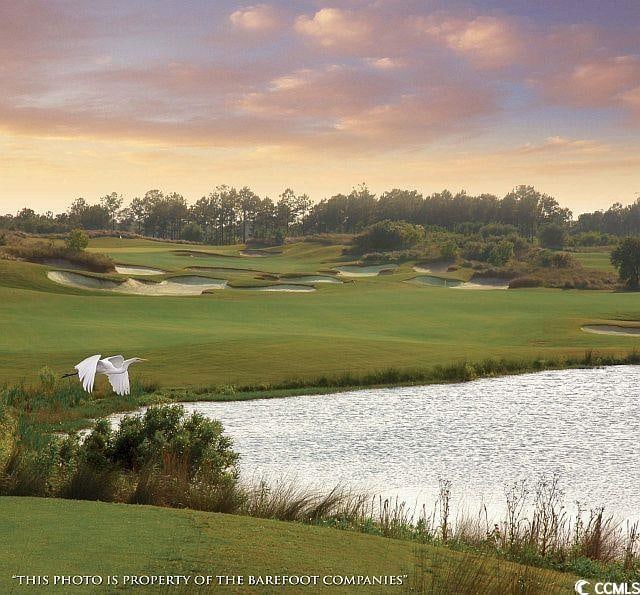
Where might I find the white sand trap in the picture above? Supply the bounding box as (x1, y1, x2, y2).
(247, 284, 315, 292)
(115, 265, 165, 276)
(333, 264, 398, 277)
(48, 271, 227, 296)
(410, 275, 463, 288)
(582, 324, 640, 337)
(413, 261, 453, 275)
(453, 278, 510, 290)
(239, 249, 279, 257)
(284, 275, 342, 284)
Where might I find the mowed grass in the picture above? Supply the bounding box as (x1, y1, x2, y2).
(572, 250, 616, 272)
(0, 239, 638, 387)
(0, 497, 576, 594)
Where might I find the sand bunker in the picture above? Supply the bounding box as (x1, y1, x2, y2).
(333, 264, 397, 277)
(237, 284, 315, 292)
(115, 265, 164, 276)
(187, 266, 259, 275)
(409, 275, 508, 290)
(453, 277, 509, 290)
(582, 324, 640, 337)
(239, 249, 281, 257)
(413, 261, 453, 275)
(48, 271, 227, 296)
(283, 275, 342, 284)
(410, 275, 463, 288)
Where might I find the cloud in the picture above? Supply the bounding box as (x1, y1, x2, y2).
(514, 136, 610, 156)
(365, 57, 404, 70)
(239, 65, 395, 119)
(417, 14, 525, 69)
(333, 85, 497, 147)
(229, 4, 283, 32)
(295, 8, 375, 49)
(621, 86, 640, 117)
(535, 55, 640, 109)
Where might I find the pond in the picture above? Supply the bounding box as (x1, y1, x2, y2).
(110, 366, 640, 520)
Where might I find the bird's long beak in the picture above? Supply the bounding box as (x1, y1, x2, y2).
(139, 358, 148, 362)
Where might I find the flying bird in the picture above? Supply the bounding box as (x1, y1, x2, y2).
(62, 354, 147, 396)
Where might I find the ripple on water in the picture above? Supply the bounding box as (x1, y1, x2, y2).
(108, 366, 640, 520)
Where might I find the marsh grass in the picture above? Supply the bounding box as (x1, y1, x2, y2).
(402, 547, 571, 595)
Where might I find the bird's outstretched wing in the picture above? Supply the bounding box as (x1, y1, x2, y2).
(104, 355, 124, 368)
(75, 354, 101, 393)
(107, 372, 130, 396)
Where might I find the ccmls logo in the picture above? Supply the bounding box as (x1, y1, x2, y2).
(576, 581, 640, 595)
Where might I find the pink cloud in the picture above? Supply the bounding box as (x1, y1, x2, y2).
(239, 65, 394, 118)
(295, 8, 375, 50)
(536, 55, 640, 108)
(334, 85, 497, 146)
(229, 4, 284, 32)
(417, 14, 526, 69)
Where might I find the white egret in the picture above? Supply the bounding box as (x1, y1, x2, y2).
(62, 354, 147, 396)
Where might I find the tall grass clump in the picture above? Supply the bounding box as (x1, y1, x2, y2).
(401, 548, 571, 595)
(2, 239, 114, 272)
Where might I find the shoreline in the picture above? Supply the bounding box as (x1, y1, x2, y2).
(41, 349, 640, 433)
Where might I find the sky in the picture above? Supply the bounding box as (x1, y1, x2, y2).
(1, 0, 639, 214)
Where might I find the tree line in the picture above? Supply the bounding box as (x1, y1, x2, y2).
(2, 184, 638, 244)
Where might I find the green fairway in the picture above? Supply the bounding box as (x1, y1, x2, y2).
(1, 238, 638, 387)
(572, 250, 615, 272)
(0, 497, 576, 594)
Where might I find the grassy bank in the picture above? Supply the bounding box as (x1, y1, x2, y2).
(0, 497, 577, 594)
(4, 350, 640, 434)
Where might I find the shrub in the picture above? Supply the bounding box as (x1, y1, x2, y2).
(535, 250, 575, 269)
(3, 240, 114, 273)
(479, 223, 518, 238)
(353, 220, 425, 252)
(538, 223, 566, 249)
(488, 240, 514, 266)
(611, 237, 640, 289)
(107, 405, 238, 481)
(439, 240, 459, 260)
(509, 276, 543, 288)
(181, 222, 204, 242)
(65, 229, 89, 252)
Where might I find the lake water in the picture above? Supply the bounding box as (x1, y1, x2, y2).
(113, 366, 640, 521)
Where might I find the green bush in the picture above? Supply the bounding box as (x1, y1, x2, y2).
(65, 229, 89, 252)
(488, 240, 514, 266)
(181, 222, 204, 242)
(509, 276, 543, 288)
(353, 220, 425, 252)
(538, 223, 566, 249)
(535, 250, 575, 268)
(611, 237, 640, 289)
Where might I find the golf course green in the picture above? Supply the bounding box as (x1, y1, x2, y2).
(0, 237, 637, 388)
